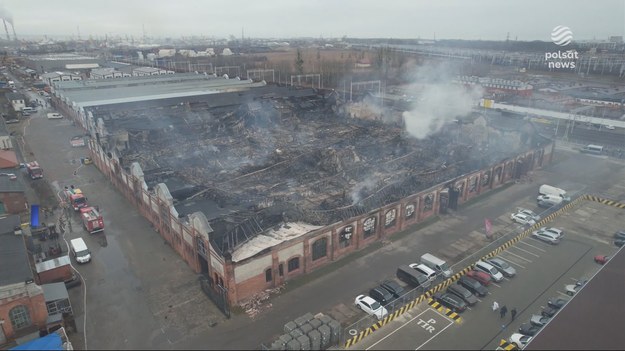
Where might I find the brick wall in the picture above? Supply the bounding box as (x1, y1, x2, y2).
(0, 290, 47, 341)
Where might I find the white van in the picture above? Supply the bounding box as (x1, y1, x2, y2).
(580, 144, 604, 155)
(47, 113, 63, 119)
(420, 253, 453, 278)
(22, 107, 36, 113)
(539, 184, 570, 201)
(70, 238, 91, 263)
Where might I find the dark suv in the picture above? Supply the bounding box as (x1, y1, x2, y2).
(446, 284, 478, 306)
(369, 286, 394, 306)
(432, 292, 467, 313)
(457, 276, 488, 297)
(381, 280, 405, 299)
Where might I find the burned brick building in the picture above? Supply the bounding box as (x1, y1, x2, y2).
(51, 73, 553, 305)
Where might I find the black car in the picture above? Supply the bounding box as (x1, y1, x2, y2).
(432, 292, 467, 313)
(541, 306, 557, 318)
(446, 284, 478, 306)
(457, 276, 488, 297)
(615, 238, 625, 247)
(369, 286, 394, 306)
(381, 280, 405, 299)
(614, 230, 625, 240)
(518, 323, 541, 336)
(547, 297, 569, 310)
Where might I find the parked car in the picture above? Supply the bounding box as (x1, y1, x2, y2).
(432, 292, 467, 313)
(594, 255, 609, 265)
(534, 227, 564, 239)
(515, 208, 541, 221)
(446, 284, 478, 306)
(530, 314, 550, 327)
(466, 270, 492, 286)
(531, 230, 560, 244)
(381, 280, 405, 299)
(547, 297, 569, 309)
(565, 279, 587, 296)
(541, 306, 557, 318)
(509, 333, 533, 348)
(369, 286, 394, 306)
(355, 295, 389, 320)
(518, 323, 541, 336)
(614, 230, 625, 240)
(615, 238, 625, 247)
(486, 258, 516, 278)
(474, 260, 504, 282)
(409, 263, 437, 282)
(511, 212, 536, 226)
(457, 276, 488, 297)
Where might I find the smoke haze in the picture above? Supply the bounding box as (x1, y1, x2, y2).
(401, 63, 483, 139)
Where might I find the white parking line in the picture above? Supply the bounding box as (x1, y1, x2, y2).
(497, 255, 526, 269)
(491, 282, 501, 288)
(366, 309, 450, 350)
(415, 321, 455, 350)
(517, 240, 547, 252)
(510, 245, 540, 257)
(557, 291, 570, 297)
(502, 250, 533, 263)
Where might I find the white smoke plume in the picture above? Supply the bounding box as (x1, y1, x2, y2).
(0, 4, 13, 25)
(401, 63, 483, 139)
(350, 174, 378, 205)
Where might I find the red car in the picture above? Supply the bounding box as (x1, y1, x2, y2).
(466, 270, 492, 286)
(594, 255, 609, 265)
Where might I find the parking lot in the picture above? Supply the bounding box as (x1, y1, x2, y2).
(355, 193, 623, 350)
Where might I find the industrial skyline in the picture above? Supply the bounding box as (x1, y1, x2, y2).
(2, 0, 624, 41)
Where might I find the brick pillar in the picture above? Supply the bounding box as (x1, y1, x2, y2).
(303, 238, 310, 273)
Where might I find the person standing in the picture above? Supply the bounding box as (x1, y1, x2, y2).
(500, 305, 508, 319)
(492, 301, 499, 312)
(511, 307, 517, 321)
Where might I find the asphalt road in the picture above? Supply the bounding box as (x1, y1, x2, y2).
(9, 68, 625, 350)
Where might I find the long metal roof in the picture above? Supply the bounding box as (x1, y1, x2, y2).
(56, 75, 266, 107)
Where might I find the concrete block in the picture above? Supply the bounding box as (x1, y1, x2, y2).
(284, 321, 298, 334)
(300, 323, 313, 335)
(307, 329, 321, 350)
(294, 315, 308, 327)
(279, 334, 292, 345)
(318, 325, 331, 350)
(297, 335, 311, 351)
(289, 328, 304, 340)
(286, 339, 300, 351)
(301, 312, 314, 322)
(318, 315, 332, 325)
(309, 318, 323, 330)
(327, 320, 341, 345)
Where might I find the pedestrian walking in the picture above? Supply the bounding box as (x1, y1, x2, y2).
(492, 301, 499, 312)
(510, 308, 517, 321)
(500, 305, 508, 319)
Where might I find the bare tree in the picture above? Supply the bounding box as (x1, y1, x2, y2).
(295, 48, 304, 75)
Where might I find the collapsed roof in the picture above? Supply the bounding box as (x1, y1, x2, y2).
(87, 84, 547, 256)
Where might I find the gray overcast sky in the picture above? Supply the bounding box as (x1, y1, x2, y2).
(1, 0, 624, 41)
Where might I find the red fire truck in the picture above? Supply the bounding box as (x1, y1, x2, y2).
(80, 206, 104, 234)
(63, 186, 87, 211)
(26, 161, 44, 179)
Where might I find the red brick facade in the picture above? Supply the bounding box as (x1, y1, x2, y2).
(0, 284, 48, 342)
(79, 95, 554, 305)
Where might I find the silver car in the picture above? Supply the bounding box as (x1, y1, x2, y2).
(531, 230, 560, 244)
(487, 257, 516, 278)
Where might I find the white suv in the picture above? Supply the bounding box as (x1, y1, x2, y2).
(474, 260, 504, 282)
(511, 212, 536, 226)
(409, 263, 437, 282)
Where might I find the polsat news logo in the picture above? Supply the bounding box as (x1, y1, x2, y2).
(545, 25, 578, 69)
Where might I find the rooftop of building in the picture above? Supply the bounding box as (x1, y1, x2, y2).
(0, 215, 33, 286)
(0, 174, 25, 192)
(83, 82, 547, 257)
